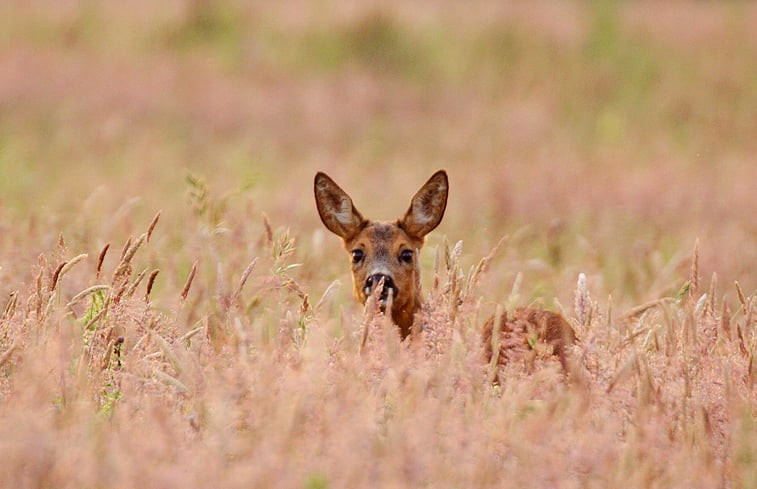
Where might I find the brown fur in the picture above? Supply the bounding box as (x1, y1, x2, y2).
(314, 170, 576, 370)
(482, 308, 576, 381)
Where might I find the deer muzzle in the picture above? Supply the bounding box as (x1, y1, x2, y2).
(364, 274, 398, 308)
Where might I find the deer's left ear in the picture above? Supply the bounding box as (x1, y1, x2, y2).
(400, 170, 448, 239)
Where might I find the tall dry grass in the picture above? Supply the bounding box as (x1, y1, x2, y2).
(0, 1, 755, 487)
(0, 213, 755, 488)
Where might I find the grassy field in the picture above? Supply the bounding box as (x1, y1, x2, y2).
(0, 1, 755, 487)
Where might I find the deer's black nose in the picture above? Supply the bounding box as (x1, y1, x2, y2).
(364, 274, 398, 301)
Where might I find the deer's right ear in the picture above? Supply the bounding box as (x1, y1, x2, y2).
(314, 172, 365, 239)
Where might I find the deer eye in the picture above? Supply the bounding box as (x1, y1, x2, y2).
(351, 249, 364, 264)
(399, 249, 413, 264)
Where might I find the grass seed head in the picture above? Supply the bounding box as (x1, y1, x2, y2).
(147, 210, 161, 242)
(689, 239, 700, 300)
(96, 242, 110, 280)
(181, 261, 199, 301)
(146, 269, 160, 301)
(574, 273, 590, 328)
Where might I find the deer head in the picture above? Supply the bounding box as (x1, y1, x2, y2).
(314, 170, 448, 338)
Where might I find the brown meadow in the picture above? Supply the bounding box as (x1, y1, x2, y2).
(0, 1, 756, 488)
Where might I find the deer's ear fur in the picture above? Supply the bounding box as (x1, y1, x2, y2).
(314, 172, 365, 239)
(400, 170, 448, 239)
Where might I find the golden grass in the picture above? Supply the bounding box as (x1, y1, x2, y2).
(0, 227, 754, 487)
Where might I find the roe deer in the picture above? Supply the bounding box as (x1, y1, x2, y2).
(314, 170, 575, 369)
(314, 170, 448, 338)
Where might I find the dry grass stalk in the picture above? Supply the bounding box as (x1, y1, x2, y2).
(683, 306, 699, 346)
(1, 291, 18, 324)
(637, 353, 656, 405)
(83, 300, 109, 331)
(689, 238, 700, 300)
(262, 212, 274, 247)
(40, 293, 59, 324)
(746, 352, 755, 390)
(736, 325, 748, 357)
(179, 325, 204, 344)
(300, 294, 311, 317)
(100, 337, 115, 371)
(720, 297, 732, 340)
(506, 272, 523, 311)
(359, 292, 382, 355)
(552, 297, 569, 320)
(130, 333, 149, 355)
(145, 269, 160, 301)
(694, 293, 708, 317)
(446, 240, 463, 272)
(152, 369, 189, 394)
(622, 298, 673, 320)
(52, 254, 89, 292)
(124, 268, 148, 298)
(607, 352, 638, 393)
(151, 330, 184, 376)
(96, 242, 110, 280)
(59, 254, 88, 280)
(605, 294, 615, 335)
(119, 236, 132, 261)
(432, 243, 441, 291)
(33, 259, 44, 317)
(574, 272, 590, 327)
(661, 302, 677, 356)
(146, 210, 161, 242)
(51, 261, 66, 292)
(113, 233, 147, 283)
(734, 281, 747, 311)
(486, 304, 503, 384)
(65, 285, 110, 310)
(619, 327, 650, 350)
(444, 240, 464, 322)
(380, 290, 399, 361)
(231, 258, 257, 304)
(746, 298, 755, 332)
(111, 281, 129, 305)
(314, 279, 341, 314)
(181, 260, 199, 301)
(706, 272, 717, 318)
(465, 235, 508, 299)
